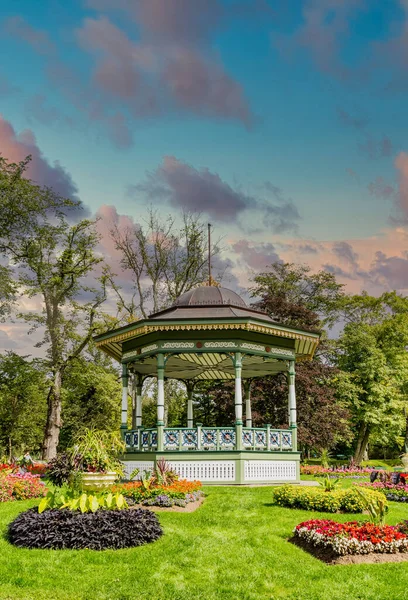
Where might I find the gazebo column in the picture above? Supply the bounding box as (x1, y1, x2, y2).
(186, 381, 195, 428)
(287, 360, 297, 451)
(120, 363, 128, 439)
(244, 379, 252, 428)
(234, 352, 243, 450)
(156, 353, 165, 451)
(135, 374, 143, 428)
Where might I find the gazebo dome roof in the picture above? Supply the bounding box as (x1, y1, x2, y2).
(173, 286, 247, 308)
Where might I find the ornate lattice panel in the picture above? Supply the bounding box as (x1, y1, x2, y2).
(201, 429, 217, 449)
(125, 431, 140, 449)
(182, 429, 198, 449)
(169, 461, 235, 481)
(164, 429, 180, 450)
(242, 430, 254, 448)
(244, 460, 297, 481)
(282, 432, 292, 449)
(121, 461, 154, 480)
(269, 431, 281, 449)
(254, 430, 266, 449)
(220, 429, 235, 449)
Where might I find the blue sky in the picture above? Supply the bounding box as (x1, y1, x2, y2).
(1, 0, 408, 306)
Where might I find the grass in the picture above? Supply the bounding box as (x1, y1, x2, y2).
(1, 485, 408, 600)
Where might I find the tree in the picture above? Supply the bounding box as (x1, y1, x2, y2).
(0, 156, 108, 459)
(110, 209, 219, 319)
(337, 316, 408, 463)
(250, 263, 345, 330)
(0, 352, 48, 459)
(58, 356, 122, 450)
(247, 261, 349, 455)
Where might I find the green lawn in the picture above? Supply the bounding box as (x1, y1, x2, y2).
(1, 486, 408, 600)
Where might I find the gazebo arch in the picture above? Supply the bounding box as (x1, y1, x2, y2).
(94, 285, 320, 484)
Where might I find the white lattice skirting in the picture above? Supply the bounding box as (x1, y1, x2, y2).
(168, 461, 236, 482)
(121, 461, 154, 480)
(244, 460, 297, 482)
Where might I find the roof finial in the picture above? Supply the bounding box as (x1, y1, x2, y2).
(208, 223, 212, 286)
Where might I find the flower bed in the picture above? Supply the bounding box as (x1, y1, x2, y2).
(293, 519, 408, 556)
(0, 473, 46, 502)
(301, 465, 374, 479)
(273, 485, 386, 513)
(113, 479, 203, 508)
(359, 481, 408, 502)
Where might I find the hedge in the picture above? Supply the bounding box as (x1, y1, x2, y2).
(273, 485, 387, 513)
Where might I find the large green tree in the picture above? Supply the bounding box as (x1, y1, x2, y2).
(0, 352, 48, 459)
(0, 156, 108, 459)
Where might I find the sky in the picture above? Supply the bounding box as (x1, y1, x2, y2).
(1, 0, 408, 352)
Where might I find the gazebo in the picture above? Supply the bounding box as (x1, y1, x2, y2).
(94, 285, 319, 484)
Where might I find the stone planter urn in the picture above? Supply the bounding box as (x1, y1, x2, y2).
(80, 471, 117, 491)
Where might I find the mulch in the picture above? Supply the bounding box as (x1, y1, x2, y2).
(129, 497, 204, 513)
(289, 536, 408, 565)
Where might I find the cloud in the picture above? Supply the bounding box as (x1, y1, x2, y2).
(75, 11, 253, 127)
(367, 177, 395, 199)
(368, 251, 408, 291)
(323, 263, 356, 279)
(5, 15, 55, 54)
(276, 0, 366, 79)
(337, 107, 368, 131)
(358, 135, 393, 159)
(332, 241, 359, 268)
(129, 156, 300, 233)
(0, 115, 83, 206)
(232, 239, 281, 270)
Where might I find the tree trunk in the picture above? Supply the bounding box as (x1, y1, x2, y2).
(8, 437, 12, 463)
(42, 370, 63, 460)
(354, 422, 370, 465)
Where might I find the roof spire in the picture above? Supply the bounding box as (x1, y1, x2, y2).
(208, 223, 212, 287)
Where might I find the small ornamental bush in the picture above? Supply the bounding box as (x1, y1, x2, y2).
(293, 519, 408, 556)
(0, 473, 45, 502)
(8, 507, 163, 550)
(273, 485, 386, 513)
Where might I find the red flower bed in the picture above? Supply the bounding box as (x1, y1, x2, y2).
(294, 519, 408, 555)
(0, 473, 46, 502)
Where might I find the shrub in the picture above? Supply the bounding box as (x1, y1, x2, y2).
(0, 473, 45, 502)
(8, 507, 163, 550)
(294, 519, 408, 556)
(273, 486, 386, 513)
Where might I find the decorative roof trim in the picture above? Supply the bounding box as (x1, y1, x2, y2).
(94, 321, 319, 346)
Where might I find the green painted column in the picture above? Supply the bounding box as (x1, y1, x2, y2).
(156, 353, 165, 451)
(136, 374, 143, 428)
(120, 362, 128, 440)
(186, 381, 195, 428)
(244, 379, 252, 427)
(288, 360, 297, 452)
(234, 352, 243, 450)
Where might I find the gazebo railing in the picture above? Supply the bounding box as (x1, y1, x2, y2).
(124, 426, 294, 452)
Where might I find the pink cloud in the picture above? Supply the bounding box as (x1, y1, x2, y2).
(0, 115, 80, 202)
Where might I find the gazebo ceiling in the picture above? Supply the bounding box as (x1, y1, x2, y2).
(128, 352, 287, 381)
(94, 285, 320, 368)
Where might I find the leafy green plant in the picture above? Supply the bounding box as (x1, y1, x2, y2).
(355, 488, 388, 525)
(38, 489, 127, 514)
(154, 458, 178, 486)
(319, 449, 332, 469)
(318, 475, 340, 492)
(72, 428, 125, 475)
